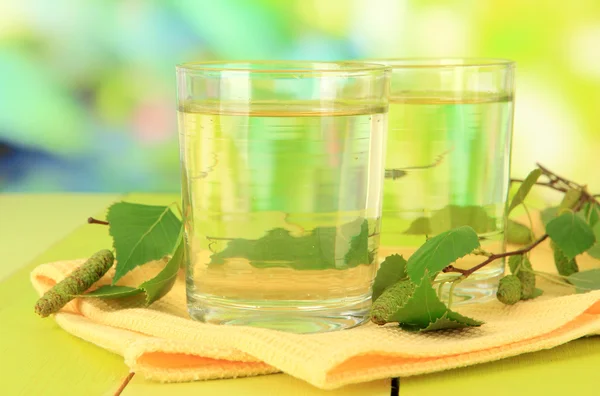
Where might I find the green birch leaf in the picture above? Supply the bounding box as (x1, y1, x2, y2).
(583, 202, 600, 227)
(567, 269, 600, 293)
(586, 222, 600, 259)
(506, 220, 534, 245)
(372, 254, 407, 302)
(139, 233, 184, 305)
(79, 285, 142, 298)
(407, 226, 480, 282)
(546, 212, 596, 260)
(107, 202, 181, 283)
(508, 168, 543, 214)
(581, 205, 600, 258)
(588, 245, 600, 259)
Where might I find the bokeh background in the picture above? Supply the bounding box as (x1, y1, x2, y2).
(1, 0, 599, 193)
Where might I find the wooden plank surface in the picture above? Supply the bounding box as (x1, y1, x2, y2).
(0, 194, 120, 280)
(2, 194, 599, 395)
(123, 375, 391, 396)
(0, 194, 127, 395)
(0, 194, 389, 395)
(402, 337, 599, 395)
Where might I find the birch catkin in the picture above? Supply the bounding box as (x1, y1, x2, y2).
(496, 275, 522, 305)
(34, 249, 114, 317)
(551, 241, 579, 277)
(370, 279, 415, 325)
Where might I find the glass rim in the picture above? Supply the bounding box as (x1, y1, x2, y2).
(363, 57, 515, 69)
(176, 60, 391, 75)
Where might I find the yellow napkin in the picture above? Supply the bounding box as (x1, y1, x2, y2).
(30, 243, 600, 390)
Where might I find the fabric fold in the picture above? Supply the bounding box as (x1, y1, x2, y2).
(31, 254, 600, 390)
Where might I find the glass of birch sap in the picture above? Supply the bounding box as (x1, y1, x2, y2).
(371, 58, 515, 303)
(176, 61, 390, 333)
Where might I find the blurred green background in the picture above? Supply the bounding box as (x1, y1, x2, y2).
(1, 0, 599, 193)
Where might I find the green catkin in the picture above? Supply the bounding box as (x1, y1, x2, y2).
(370, 279, 415, 325)
(507, 255, 536, 299)
(551, 242, 579, 276)
(558, 189, 582, 213)
(497, 275, 522, 305)
(34, 249, 115, 317)
(506, 220, 534, 245)
(518, 264, 536, 299)
(508, 255, 522, 274)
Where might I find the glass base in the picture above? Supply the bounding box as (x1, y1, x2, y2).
(437, 265, 504, 305)
(187, 293, 372, 334)
(379, 245, 504, 306)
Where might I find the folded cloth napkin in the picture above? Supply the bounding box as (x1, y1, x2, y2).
(30, 242, 600, 390)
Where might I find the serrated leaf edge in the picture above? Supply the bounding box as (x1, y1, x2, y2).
(445, 309, 484, 326)
(415, 314, 469, 332)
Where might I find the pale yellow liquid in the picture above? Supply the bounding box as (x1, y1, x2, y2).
(178, 101, 387, 331)
(382, 93, 513, 300)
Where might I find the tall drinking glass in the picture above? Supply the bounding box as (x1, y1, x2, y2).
(372, 58, 515, 303)
(176, 61, 390, 333)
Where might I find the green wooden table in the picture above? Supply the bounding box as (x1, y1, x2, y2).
(1, 194, 599, 395)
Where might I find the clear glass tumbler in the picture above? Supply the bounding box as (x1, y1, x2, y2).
(176, 61, 390, 333)
(371, 58, 515, 303)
